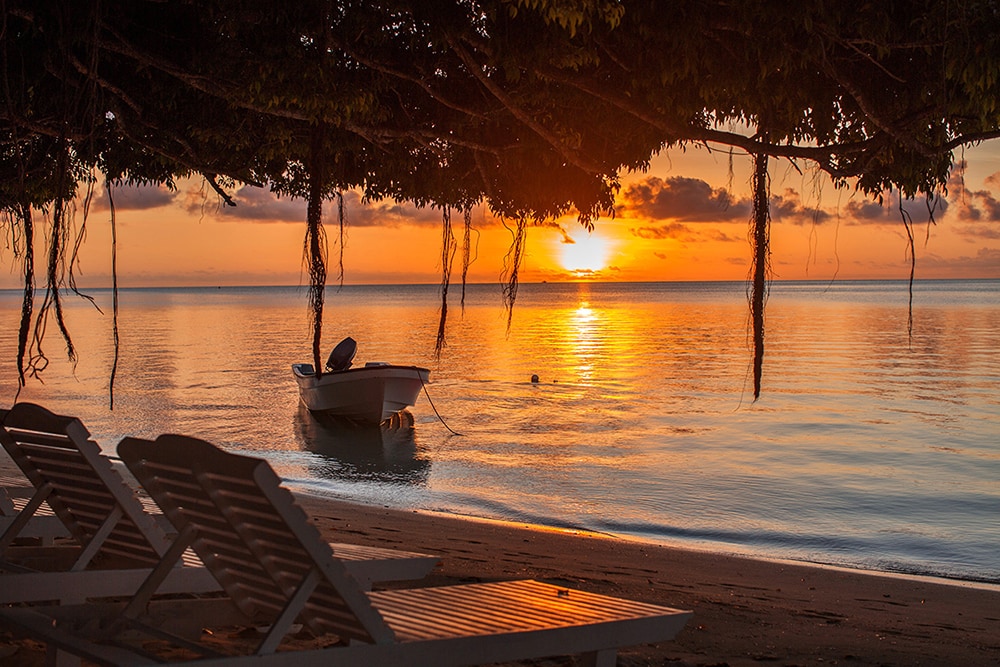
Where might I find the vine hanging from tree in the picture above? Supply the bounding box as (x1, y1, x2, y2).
(748, 150, 772, 400)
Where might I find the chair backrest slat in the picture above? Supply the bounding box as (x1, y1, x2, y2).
(119, 434, 395, 646)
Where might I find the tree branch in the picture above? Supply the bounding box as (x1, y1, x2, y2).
(446, 33, 609, 176)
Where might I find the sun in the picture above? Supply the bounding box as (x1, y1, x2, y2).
(560, 231, 611, 274)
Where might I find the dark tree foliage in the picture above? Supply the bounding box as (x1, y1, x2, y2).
(2, 0, 998, 399)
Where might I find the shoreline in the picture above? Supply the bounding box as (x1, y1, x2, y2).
(3, 465, 1000, 665)
(406, 503, 1000, 593)
(293, 481, 1000, 591)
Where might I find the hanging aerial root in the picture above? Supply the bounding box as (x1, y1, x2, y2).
(460, 206, 472, 313)
(899, 193, 916, 341)
(749, 151, 771, 400)
(15, 204, 35, 391)
(501, 217, 528, 335)
(305, 126, 328, 374)
(335, 190, 346, 288)
(436, 207, 457, 356)
(30, 137, 78, 380)
(107, 181, 120, 410)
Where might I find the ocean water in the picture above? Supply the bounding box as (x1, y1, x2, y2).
(2, 280, 998, 584)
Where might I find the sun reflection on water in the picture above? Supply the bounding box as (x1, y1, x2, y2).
(568, 301, 599, 382)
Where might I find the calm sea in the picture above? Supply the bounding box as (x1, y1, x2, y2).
(2, 280, 998, 584)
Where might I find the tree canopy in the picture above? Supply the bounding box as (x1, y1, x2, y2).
(3, 0, 999, 401)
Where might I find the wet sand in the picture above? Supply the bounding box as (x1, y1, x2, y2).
(2, 469, 999, 666)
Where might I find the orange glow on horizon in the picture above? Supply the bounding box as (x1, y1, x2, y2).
(2, 142, 997, 290)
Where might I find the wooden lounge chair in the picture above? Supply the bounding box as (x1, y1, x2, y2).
(0, 434, 691, 666)
(0, 403, 439, 604)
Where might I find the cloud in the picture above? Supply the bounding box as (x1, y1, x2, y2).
(213, 186, 306, 221)
(619, 177, 738, 242)
(213, 186, 456, 227)
(618, 172, 991, 232)
(946, 169, 1000, 225)
(918, 247, 1000, 276)
(769, 188, 832, 225)
(705, 229, 743, 242)
(837, 190, 947, 226)
(341, 191, 443, 227)
(956, 224, 1000, 240)
(631, 222, 692, 240)
(92, 183, 177, 211)
(843, 199, 891, 222)
(837, 165, 997, 230)
(618, 176, 750, 222)
(629, 221, 741, 243)
(619, 176, 831, 232)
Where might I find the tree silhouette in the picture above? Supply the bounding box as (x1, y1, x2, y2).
(3, 1, 997, 400)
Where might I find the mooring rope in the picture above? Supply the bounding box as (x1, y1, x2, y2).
(417, 370, 462, 436)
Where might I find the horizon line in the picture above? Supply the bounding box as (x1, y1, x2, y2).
(1, 276, 997, 292)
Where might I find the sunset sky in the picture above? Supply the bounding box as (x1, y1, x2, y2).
(6, 140, 999, 289)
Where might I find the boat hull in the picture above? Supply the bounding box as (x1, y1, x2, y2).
(292, 364, 430, 424)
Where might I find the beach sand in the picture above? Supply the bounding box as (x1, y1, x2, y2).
(2, 478, 999, 665)
(296, 496, 1000, 666)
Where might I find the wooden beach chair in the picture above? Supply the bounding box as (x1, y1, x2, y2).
(0, 403, 439, 604)
(0, 434, 691, 665)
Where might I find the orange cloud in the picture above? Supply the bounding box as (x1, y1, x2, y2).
(93, 183, 177, 211)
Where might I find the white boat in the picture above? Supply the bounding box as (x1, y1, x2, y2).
(292, 337, 430, 424)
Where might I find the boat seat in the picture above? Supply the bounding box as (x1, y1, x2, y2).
(326, 336, 358, 372)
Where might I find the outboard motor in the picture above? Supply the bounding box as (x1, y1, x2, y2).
(325, 336, 357, 372)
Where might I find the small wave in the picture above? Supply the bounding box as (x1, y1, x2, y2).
(588, 519, 1000, 585)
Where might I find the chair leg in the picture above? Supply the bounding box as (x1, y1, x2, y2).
(46, 646, 81, 667)
(580, 648, 617, 667)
